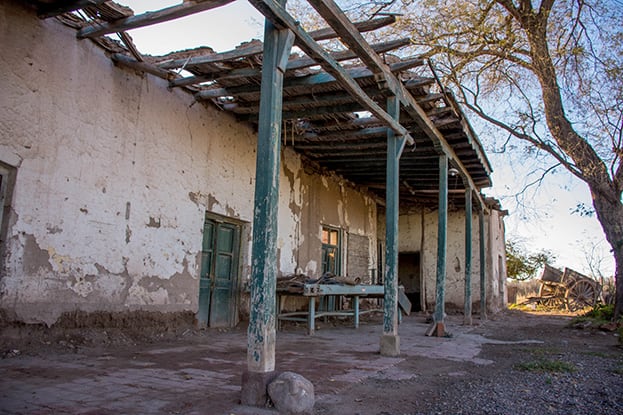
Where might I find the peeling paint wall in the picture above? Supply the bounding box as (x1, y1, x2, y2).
(486, 209, 508, 313)
(278, 149, 378, 281)
(0, 2, 379, 325)
(0, 2, 253, 325)
(384, 207, 506, 312)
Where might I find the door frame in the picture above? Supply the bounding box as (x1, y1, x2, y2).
(198, 211, 247, 328)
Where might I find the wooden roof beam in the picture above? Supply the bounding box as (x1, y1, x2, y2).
(159, 17, 402, 71)
(308, 15, 396, 41)
(238, 102, 365, 122)
(224, 87, 388, 114)
(295, 141, 387, 151)
(248, 0, 413, 144)
(299, 126, 388, 142)
(196, 58, 424, 100)
(111, 53, 173, 81)
(158, 41, 264, 70)
(77, 0, 236, 39)
(306, 0, 403, 92)
(305, 0, 489, 207)
(169, 37, 413, 88)
(287, 38, 415, 72)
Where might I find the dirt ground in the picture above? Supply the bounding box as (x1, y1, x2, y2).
(315, 310, 623, 415)
(1, 309, 622, 415)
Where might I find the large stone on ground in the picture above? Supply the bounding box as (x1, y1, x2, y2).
(267, 371, 315, 415)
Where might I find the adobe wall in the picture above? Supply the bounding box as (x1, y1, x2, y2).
(0, 2, 377, 325)
(385, 206, 506, 313)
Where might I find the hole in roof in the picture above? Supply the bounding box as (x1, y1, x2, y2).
(175, 69, 194, 77)
(115, 0, 265, 55)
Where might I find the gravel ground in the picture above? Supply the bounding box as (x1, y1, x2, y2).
(1, 309, 620, 415)
(314, 310, 623, 415)
(416, 348, 622, 414)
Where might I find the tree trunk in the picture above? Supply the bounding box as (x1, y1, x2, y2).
(614, 248, 623, 318)
(592, 192, 623, 317)
(522, 9, 623, 318)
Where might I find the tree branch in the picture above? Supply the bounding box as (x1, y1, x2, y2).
(457, 85, 587, 181)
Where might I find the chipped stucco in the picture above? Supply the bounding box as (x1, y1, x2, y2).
(0, 2, 380, 325)
(392, 208, 507, 312)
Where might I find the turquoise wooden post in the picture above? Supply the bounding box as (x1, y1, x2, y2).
(433, 155, 448, 336)
(381, 95, 405, 357)
(464, 187, 473, 325)
(479, 208, 488, 320)
(242, 2, 294, 406)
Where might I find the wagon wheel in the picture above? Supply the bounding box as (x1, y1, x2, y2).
(538, 283, 565, 309)
(566, 280, 598, 312)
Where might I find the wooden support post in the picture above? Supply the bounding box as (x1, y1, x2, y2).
(431, 155, 448, 337)
(479, 208, 488, 320)
(308, 297, 316, 335)
(242, 5, 294, 406)
(381, 96, 405, 357)
(464, 188, 473, 325)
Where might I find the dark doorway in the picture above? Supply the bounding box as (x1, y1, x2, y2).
(398, 252, 421, 312)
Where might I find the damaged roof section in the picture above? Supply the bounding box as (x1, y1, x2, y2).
(30, 0, 493, 209)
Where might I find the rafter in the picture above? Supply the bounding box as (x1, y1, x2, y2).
(195, 58, 426, 100)
(169, 38, 413, 88)
(248, 0, 413, 144)
(303, 0, 488, 209)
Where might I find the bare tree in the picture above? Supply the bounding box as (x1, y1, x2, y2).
(289, 0, 622, 316)
(353, 0, 623, 317)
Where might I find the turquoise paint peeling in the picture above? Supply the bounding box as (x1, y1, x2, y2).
(479, 208, 487, 320)
(383, 96, 404, 336)
(464, 188, 473, 324)
(434, 155, 448, 324)
(246, 9, 294, 373)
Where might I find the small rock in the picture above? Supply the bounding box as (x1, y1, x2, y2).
(267, 371, 314, 415)
(573, 320, 592, 329)
(2, 349, 21, 358)
(599, 322, 618, 332)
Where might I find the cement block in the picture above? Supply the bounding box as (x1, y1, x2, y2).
(240, 369, 278, 407)
(380, 334, 400, 357)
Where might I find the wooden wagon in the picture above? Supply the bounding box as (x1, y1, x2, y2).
(538, 264, 601, 311)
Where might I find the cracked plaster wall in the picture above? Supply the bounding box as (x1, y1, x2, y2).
(0, 2, 379, 325)
(279, 148, 377, 280)
(0, 3, 255, 325)
(391, 208, 506, 312)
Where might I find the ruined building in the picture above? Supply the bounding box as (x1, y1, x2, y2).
(1, 0, 506, 349)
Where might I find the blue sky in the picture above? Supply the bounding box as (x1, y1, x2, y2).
(113, 0, 614, 278)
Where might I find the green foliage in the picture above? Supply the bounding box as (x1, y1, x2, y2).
(506, 240, 555, 281)
(571, 303, 615, 325)
(585, 304, 615, 321)
(514, 359, 577, 373)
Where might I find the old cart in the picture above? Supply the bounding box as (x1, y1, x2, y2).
(538, 264, 601, 311)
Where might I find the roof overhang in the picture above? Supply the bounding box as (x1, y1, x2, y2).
(29, 0, 494, 210)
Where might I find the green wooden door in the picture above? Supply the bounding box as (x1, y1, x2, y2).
(197, 218, 240, 328)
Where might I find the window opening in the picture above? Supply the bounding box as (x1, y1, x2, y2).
(321, 226, 341, 275)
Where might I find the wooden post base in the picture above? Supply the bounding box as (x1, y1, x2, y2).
(425, 321, 446, 337)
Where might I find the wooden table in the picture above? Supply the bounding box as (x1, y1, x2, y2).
(277, 284, 384, 335)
